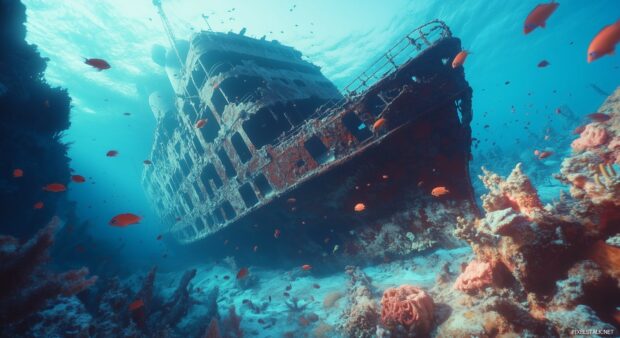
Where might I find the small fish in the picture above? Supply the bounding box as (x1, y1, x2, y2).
(195, 119, 207, 128)
(33, 201, 44, 209)
(287, 197, 296, 204)
(84, 58, 111, 71)
(285, 285, 292, 291)
(301, 264, 312, 271)
(587, 20, 620, 63)
(537, 60, 550, 67)
(538, 151, 553, 159)
(587, 113, 611, 123)
(451, 50, 468, 68)
(223, 275, 230, 280)
(106, 150, 118, 157)
(283, 292, 290, 297)
(333, 244, 339, 253)
(431, 186, 449, 197)
(156, 234, 163, 240)
(71, 175, 86, 183)
(372, 118, 386, 131)
(382, 174, 389, 179)
(354, 203, 366, 212)
(313, 283, 320, 289)
(123, 112, 131, 116)
(258, 318, 265, 324)
(237, 267, 249, 279)
(143, 160, 152, 165)
(572, 125, 586, 135)
(109, 213, 141, 226)
(128, 299, 144, 311)
(523, 2, 559, 34)
(43, 183, 66, 192)
(13, 168, 23, 178)
(274, 228, 281, 239)
(253, 245, 258, 252)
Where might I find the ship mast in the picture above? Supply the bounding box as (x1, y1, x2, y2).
(152, 0, 184, 68)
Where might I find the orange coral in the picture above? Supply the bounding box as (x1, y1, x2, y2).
(380, 285, 434, 334)
(571, 124, 608, 152)
(454, 260, 493, 292)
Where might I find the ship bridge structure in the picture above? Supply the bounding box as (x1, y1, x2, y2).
(143, 17, 477, 263)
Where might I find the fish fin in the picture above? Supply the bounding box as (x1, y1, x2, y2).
(540, 22, 546, 28)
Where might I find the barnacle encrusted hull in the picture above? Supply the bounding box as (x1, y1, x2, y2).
(142, 21, 477, 262)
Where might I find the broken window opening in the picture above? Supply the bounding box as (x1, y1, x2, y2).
(296, 159, 305, 167)
(221, 201, 236, 220)
(213, 208, 225, 224)
(211, 88, 228, 115)
(231, 132, 252, 163)
(342, 111, 372, 142)
(220, 76, 265, 104)
(254, 174, 273, 197)
(198, 106, 221, 143)
(242, 106, 292, 148)
(238, 183, 259, 208)
(195, 218, 206, 231)
(217, 148, 237, 178)
(191, 134, 203, 153)
(193, 182, 206, 202)
(200, 163, 223, 191)
(172, 170, 183, 188)
(304, 135, 329, 164)
(205, 213, 214, 227)
(182, 192, 194, 210)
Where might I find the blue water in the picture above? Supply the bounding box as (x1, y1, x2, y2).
(20, 0, 619, 268)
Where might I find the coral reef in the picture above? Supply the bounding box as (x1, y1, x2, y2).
(0, 217, 96, 331)
(340, 266, 379, 337)
(453, 260, 493, 293)
(380, 285, 434, 335)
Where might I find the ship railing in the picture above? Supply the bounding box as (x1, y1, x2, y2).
(271, 19, 451, 149)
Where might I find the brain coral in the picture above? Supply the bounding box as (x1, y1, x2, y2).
(380, 285, 434, 334)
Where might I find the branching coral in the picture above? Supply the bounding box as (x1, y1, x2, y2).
(380, 285, 434, 335)
(0, 218, 97, 327)
(340, 266, 379, 338)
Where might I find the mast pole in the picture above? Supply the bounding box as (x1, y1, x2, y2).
(152, 0, 184, 68)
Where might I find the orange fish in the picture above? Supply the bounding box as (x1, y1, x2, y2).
(13, 168, 23, 178)
(301, 264, 312, 271)
(274, 228, 281, 239)
(587, 113, 611, 123)
(236, 267, 249, 279)
(106, 150, 118, 157)
(71, 175, 86, 183)
(128, 299, 144, 311)
(33, 201, 44, 209)
(373, 118, 386, 131)
(109, 213, 141, 226)
(523, 2, 559, 34)
(84, 58, 111, 71)
(538, 151, 553, 159)
(587, 20, 620, 63)
(143, 160, 152, 165)
(43, 183, 66, 192)
(195, 119, 207, 128)
(354, 203, 366, 212)
(451, 50, 469, 68)
(431, 186, 449, 197)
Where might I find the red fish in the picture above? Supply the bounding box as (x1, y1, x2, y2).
(373, 118, 386, 131)
(236, 267, 249, 279)
(587, 113, 611, 123)
(156, 234, 162, 240)
(572, 125, 586, 135)
(587, 20, 620, 63)
(109, 213, 141, 226)
(524, 2, 559, 34)
(128, 299, 144, 311)
(71, 175, 86, 183)
(84, 58, 111, 71)
(537, 60, 550, 67)
(33, 201, 44, 209)
(13, 168, 23, 178)
(195, 119, 207, 128)
(106, 150, 118, 157)
(451, 50, 469, 68)
(301, 264, 312, 271)
(431, 186, 449, 197)
(274, 228, 281, 239)
(538, 151, 553, 159)
(354, 203, 366, 212)
(143, 160, 152, 165)
(43, 183, 66, 192)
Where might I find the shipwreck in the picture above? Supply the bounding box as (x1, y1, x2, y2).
(143, 1, 477, 263)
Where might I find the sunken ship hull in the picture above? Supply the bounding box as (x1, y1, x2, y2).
(143, 20, 477, 263)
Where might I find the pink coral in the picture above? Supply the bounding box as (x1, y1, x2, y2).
(454, 260, 493, 292)
(380, 285, 434, 334)
(571, 124, 608, 152)
(479, 164, 543, 219)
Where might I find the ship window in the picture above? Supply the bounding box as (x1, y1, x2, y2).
(192, 135, 203, 153)
(220, 76, 264, 104)
(342, 111, 372, 142)
(211, 89, 228, 115)
(186, 226, 196, 238)
(198, 106, 220, 143)
(182, 192, 194, 210)
(365, 94, 387, 117)
(238, 183, 259, 208)
(231, 132, 252, 163)
(304, 135, 329, 164)
(213, 208, 225, 224)
(174, 142, 181, 154)
(293, 79, 306, 87)
(202, 179, 214, 199)
(183, 97, 200, 121)
(200, 163, 223, 190)
(253, 174, 273, 197)
(196, 218, 206, 231)
(221, 201, 236, 220)
(205, 213, 214, 227)
(296, 159, 305, 167)
(172, 170, 183, 187)
(242, 107, 292, 148)
(217, 148, 237, 178)
(193, 182, 205, 202)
